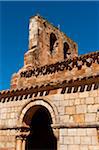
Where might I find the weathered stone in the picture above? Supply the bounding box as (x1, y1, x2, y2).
(85, 113, 96, 122)
(65, 106, 76, 114)
(64, 136, 74, 144)
(81, 137, 92, 144)
(67, 145, 80, 150)
(73, 114, 85, 123)
(76, 105, 87, 113)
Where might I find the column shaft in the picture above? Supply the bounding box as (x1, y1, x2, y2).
(22, 138, 26, 150)
(16, 138, 22, 150)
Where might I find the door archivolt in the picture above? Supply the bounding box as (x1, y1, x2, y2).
(16, 99, 59, 150)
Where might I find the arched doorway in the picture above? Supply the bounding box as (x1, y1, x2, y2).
(24, 105, 57, 150)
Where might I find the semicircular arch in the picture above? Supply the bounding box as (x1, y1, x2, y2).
(18, 98, 59, 127)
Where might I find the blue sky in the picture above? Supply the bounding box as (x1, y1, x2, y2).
(0, 1, 99, 90)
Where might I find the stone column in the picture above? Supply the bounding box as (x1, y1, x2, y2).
(16, 127, 30, 150)
(22, 137, 26, 150)
(16, 136, 23, 150)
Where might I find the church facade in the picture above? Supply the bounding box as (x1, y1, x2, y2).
(0, 15, 99, 150)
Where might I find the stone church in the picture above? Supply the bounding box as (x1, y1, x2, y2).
(0, 15, 99, 150)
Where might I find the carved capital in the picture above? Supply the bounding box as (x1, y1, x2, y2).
(16, 126, 30, 140)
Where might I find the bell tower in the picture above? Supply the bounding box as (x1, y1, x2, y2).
(24, 15, 78, 68)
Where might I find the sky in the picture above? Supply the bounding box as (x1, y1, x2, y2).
(0, 1, 99, 90)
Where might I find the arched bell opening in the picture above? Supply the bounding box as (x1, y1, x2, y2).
(63, 42, 70, 59)
(23, 105, 57, 150)
(50, 33, 57, 54)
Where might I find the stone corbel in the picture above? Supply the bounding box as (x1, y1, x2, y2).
(53, 128, 59, 140)
(51, 124, 59, 140)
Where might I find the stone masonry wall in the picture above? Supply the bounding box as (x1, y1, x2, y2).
(59, 128, 99, 150)
(0, 89, 99, 150)
(0, 130, 16, 150)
